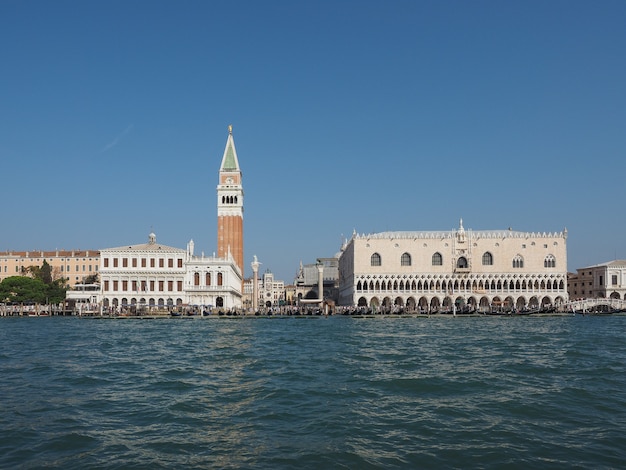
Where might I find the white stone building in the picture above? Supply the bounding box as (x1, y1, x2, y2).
(99, 233, 242, 312)
(568, 260, 626, 300)
(338, 219, 568, 312)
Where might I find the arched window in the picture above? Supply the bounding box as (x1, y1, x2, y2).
(401, 252, 411, 266)
(482, 252, 493, 266)
(371, 253, 381, 266)
(206, 273, 211, 285)
(217, 273, 223, 286)
(432, 252, 443, 266)
(194, 272, 200, 286)
(512, 255, 524, 268)
(457, 257, 468, 268)
(544, 254, 556, 268)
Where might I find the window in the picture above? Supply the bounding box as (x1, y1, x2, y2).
(457, 257, 468, 268)
(168, 280, 173, 291)
(544, 254, 556, 268)
(178, 259, 183, 268)
(122, 280, 128, 291)
(132, 258, 137, 267)
(177, 280, 183, 291)
(104, 258, 109, 268)
(432, 252, 443, 266)
(612, 275, 618, 285)
(113, 258, 118, 267)
(401, 252, 411, 266)
(512, 255, 524, 268)
(482, 252, 493, 265)
(218, 273, 223, 286)
(141, 258, 147, 268)
(159, 258, 164, 268)
(150, 259, 155, 268)
(371, 253, 381, 266)
(168, 259, 173, 268)
(150, 281, 155, 291)
(159, 281, 164, 291)
(194, 273, 200, 286)
(122, 258, 128, 267)
(206, 273, 211, 285)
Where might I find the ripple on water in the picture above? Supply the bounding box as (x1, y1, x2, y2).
(1, 316, 626, 469)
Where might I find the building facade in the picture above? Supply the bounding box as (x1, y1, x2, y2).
(99, 233, 242, 312)
(568, 260, 626, 300)
(0, 250, 99, 287)
(338, 219, 568, 312)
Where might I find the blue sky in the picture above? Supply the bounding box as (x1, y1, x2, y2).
(2, 0, 625, 282)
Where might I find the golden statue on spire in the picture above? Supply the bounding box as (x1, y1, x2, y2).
(228, 124, 233, 134)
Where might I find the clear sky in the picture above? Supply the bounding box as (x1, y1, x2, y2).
(2, 0, 625, 282)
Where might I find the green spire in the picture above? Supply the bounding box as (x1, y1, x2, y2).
(220, 125, 240, 172)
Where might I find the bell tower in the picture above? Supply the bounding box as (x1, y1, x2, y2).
(217, 125, 244, 274)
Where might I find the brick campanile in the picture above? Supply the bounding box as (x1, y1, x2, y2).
(217, 125, 244, 275)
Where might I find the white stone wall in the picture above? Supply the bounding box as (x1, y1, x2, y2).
(570, 260, 626, 300)
(338, 223, 568, 311)
(98, 234, 242, 312)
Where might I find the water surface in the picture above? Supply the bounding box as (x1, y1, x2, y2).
(1, 315, 625, 469)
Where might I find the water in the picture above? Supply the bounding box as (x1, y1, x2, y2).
(1, 315, 625, 469)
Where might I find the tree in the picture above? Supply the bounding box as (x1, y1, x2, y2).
(40, 260, 53, 285)
(0, 275, 68, 305)
(27, 260, 53, 285)
(83, 273, 99, 285)
(0, 276, 48, 304)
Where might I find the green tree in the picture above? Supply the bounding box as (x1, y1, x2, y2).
(27, 260, 53, 285)
(83, 273, 99, 284)
(0, 275, 68, 305)
(47, 278, 68, 304)
(0, 276, 48, 304)
(40, 260, 53, 285)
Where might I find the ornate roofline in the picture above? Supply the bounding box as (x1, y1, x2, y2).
(350, 229, 568, 241)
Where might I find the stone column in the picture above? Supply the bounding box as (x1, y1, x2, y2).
(317, 262, 324, 301)
(251, 255, 261, 311)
